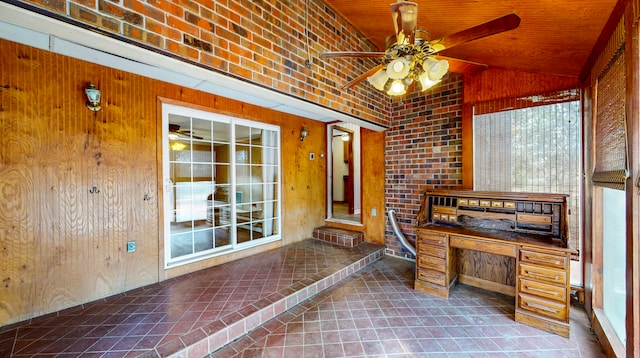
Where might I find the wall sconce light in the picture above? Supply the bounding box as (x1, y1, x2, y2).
(341, 133, 350, 141)
(300, 127, 308, 141)
(85, 82, 101, 111)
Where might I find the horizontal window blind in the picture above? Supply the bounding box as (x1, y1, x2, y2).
(474, 98, 581, 252)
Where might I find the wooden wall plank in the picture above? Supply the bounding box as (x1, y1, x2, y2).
(1, 37, 370, 325)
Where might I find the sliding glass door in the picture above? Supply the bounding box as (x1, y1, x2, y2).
(162, 103, 280, 268)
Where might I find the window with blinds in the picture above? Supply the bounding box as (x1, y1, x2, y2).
(473, 92, 581, 253)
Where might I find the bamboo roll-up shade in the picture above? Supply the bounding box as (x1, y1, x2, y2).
(474, 89, 580, 115)
(593, 29, 629, 190)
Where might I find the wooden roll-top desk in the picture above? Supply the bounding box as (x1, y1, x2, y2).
(413, 190, 577, 337)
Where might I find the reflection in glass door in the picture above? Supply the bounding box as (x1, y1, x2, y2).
(234, 124, 279, 245)
(167, 113, 232, 261)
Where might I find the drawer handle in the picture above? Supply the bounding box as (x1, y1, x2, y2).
(524, 301, 559, 313)
(524, 285, 559, 297)
(524, 270, 560, 281)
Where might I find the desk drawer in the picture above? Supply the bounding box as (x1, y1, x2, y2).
(417, 268, 446, 286)
(519, 278, 566, 302)
(520, 249, 568, 269)
(450, 236, 516, 257)
(418, 255, 445, 272)
(416, 232, 446, 247)
(519, 263, 566, 286)
(418, 244, 445, 258)
(519, 292, 567, 321)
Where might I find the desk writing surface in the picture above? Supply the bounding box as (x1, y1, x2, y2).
(416, 223, 576, 255)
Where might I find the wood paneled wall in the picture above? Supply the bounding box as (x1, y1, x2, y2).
(361, 129, 386, 245)
(0, 41, 160, 324)
(0, 38, 349, 326)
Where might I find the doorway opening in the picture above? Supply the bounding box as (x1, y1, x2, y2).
(328, 124, 361, 223)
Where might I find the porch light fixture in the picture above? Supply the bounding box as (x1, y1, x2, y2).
(300, 127, 308, 141)
(85, 82, 101, 111)
(341, 133, 350, 141)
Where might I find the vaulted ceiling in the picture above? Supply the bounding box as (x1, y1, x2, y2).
(322, 0, 620, 79)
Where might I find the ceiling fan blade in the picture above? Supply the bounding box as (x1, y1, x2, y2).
(390, 1, 418, 45)
(343, 64, 384, 90)
(435, 56, 487, 74)
(320, 51, 384, 59)
(430, 13, 521, 53)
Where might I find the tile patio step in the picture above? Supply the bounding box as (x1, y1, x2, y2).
(312, 226, 365, 247)
(159, 240, 383, 357)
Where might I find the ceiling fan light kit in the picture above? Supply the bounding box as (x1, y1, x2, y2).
(367, 68, 390, 90)
(387, 80, 407, 96)
(424, 58, 449, 81)
(319, 0, 520, 97)
(386, 57, 412, 79)
(418, 74, 441, 92)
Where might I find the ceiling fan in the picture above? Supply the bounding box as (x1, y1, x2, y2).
(320, 1, 521, 96)
(169, 124, 203, 140)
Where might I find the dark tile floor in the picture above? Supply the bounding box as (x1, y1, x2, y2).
(0, 240, 383, 357)
(213, 257, 605, 358)
(0, 239, 604, 357)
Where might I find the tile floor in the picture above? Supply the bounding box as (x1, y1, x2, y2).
(212, 257, 605, 358)
(0, 240, 382, 357)
(0, 239, 604, 357)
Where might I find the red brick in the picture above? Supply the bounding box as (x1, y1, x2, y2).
(28, 0, 66, 13)
(146, 19, 181, 41)
(166, 39, 199, 60)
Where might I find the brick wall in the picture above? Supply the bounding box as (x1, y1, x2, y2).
(384, 74, 464, 259)
(18, 0, 390, 125)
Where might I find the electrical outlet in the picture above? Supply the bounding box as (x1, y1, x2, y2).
(127, 241, 136, 253)
(371, 208, 377, 216)
(309, 152, 315, 160)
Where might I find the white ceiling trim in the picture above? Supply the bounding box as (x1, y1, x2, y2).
(0, 1, 387, 132)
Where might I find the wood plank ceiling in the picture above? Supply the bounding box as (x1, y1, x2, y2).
(322, 0, 620, 79)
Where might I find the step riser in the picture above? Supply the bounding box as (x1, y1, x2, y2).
(312, 227, 364, 247)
